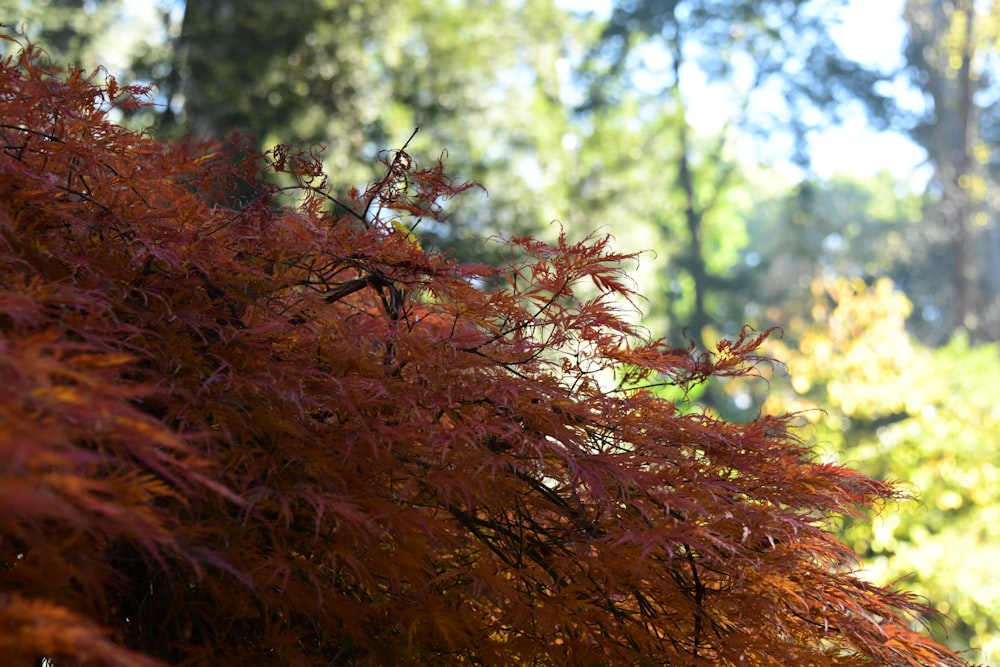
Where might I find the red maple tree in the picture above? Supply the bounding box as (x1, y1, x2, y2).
(0, 38, 975, 666)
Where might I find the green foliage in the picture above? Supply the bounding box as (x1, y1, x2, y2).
(0, 41, 977, 667)
(733, 173, 931, 344)
(759, 277, 1000, 663)
(848, 334, 1000, 661)
(0, 0, 122, 67)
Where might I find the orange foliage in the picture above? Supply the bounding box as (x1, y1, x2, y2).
(0, 39, 975, 666)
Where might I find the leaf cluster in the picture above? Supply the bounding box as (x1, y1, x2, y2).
(0, 41, 975, 666)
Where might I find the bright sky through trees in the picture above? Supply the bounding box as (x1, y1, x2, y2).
(557, 0, 928, 184)
(108, 0, 928, 185)
(814, 0, 928, 182)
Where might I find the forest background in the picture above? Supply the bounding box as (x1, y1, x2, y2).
(3, 0, 999, 661)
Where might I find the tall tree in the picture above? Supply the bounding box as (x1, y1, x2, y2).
(902, 0, 1000, 342)
(569, 0, 897, 359)
(144, 0, 387, 176)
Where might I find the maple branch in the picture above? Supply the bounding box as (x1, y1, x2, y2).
(273, 184, 366, 224)
(0, 122, 64, 143)
(321, 273, 391, 304)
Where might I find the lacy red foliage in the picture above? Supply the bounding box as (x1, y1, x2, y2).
(0, 41, 975, 666)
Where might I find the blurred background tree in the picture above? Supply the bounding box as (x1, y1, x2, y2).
(0, 0, 122, 67)
(903, 0, 1000, 343)
(2, 0, 998, 661)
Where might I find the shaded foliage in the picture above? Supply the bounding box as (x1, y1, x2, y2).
(127, 0, 592, 265)
(0, 41, 976, 666)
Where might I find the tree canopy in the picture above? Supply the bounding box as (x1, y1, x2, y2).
(0, 41, 977, 666)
